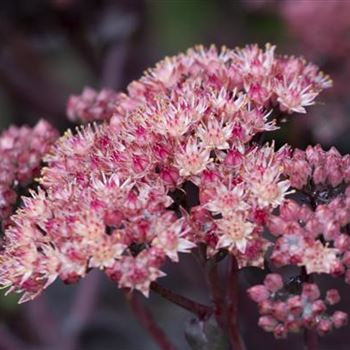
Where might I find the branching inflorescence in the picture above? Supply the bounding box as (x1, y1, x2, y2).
(0, 44, 347, 348)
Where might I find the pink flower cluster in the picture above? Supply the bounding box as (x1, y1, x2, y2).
(248, 274, 347, 338)
(69, 44, 331, 123)
(0, 120, 58, 228)
(270, 146, 350, 280)
(284, 145, 350, 190)
(67, 87, 121, 123)
(0, 45, 331, 306)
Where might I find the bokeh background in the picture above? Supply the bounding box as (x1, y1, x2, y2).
(0, 1, 350, 349)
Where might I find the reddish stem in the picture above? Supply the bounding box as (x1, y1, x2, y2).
(126, 291, 177, 350)
(304, 329, 319, 350)
(150, 282, 213, 320)
(207, 260, 226, 330)
(227, 256, 246, 350)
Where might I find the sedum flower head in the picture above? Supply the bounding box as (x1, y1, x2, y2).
(0, 44, 331, 302)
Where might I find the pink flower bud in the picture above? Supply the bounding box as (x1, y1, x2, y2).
(60, 271, 82, 285)
(160, 167, 180, 187)
(273, 324, 287, 339)
(326, 289, 341, 305)
(305, 145, 322, 166)
(247, 285, 270, 303)
(313, 166, 327, 185)
(342, 252, 350, 267)
(259, 300, 274, 315)
(267, 216, 286, 236)
(286, 320, 300, 333)
(302, 283, 320, 301)
(330, 261, 345, 277)
(252, 208, 268, 225)
(104, 210, 124, 227)
(332, 311, 348, 328)
(258, 316, 278, 332)
(317, 319, 332, 335)
(335, 234, 350, 252)
(224, 149, 243, 167)
(248, 82, 270, 105)
(311, 300, 326, 315)
(280, 200, 300, 221)
(273, 301, 289, 321)
(132, 155, 149, 173)
(153, 144, 170, 160)
(264, 273, 283, 292)
(287, 295, 303, 315)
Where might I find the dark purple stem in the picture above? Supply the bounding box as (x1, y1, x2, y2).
(304, 329, 319, 350)
(150, 282, 213, 320)
(227, 256, 246, 350)
(207, 260, 226, 330)
(126, 291, 178, 350)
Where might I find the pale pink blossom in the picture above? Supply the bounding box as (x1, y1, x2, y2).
(303, 241, 339, 275)
(174, 137, 211, 177)
(216, 213, 255, 253)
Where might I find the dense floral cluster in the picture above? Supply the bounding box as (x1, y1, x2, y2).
(245, 144, 350, 336)
(248, 274, 347, 338)
(67, 87, 122, 123)
(270, 146, 350, 281)
(69, 44, 330, 124)
(0, 120, 58, 229)
(0, 41, 337, 339)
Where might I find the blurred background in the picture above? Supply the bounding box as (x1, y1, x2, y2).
(0, 0, 350, 349)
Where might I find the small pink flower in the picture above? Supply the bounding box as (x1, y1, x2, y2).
(264, 273, 283, 292)
(174, 137, 212, 177)
(325, 289, 341, 305)
(332, 311, 348, 329)
(247, 285, 270, 303)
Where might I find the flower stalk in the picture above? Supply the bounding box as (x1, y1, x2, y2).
(126, 291, 177, 350)
(227, 256, 246, 350)
(150, 282, 213, 320)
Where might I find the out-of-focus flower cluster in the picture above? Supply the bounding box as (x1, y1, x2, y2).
(280, 0, 350, 143)
(245, 0, 350, 144)
(0, 44, 332, 310)
(0, 120, 58, 229)
(280, 0, 350, 60)
(248, 274, 348, 338)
